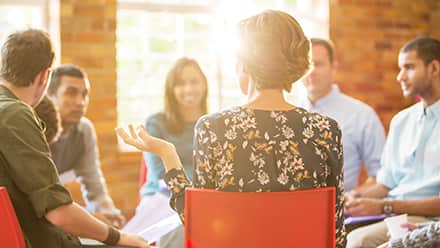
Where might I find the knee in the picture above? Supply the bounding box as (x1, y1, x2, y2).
(346, 229, 369, 248)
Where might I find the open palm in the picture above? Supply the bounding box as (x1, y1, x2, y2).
(115, 124, 171, 155)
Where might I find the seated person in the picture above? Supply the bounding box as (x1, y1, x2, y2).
(34, 95, 62, 143)
(117, 10, 346, 248)
(378, 221, 440, 248)
(292, 38, 385, 191)
(0, 28, 148, 248)
(345, 37, 440, 248)
(123, 57, 208, 248)
(47, 64, 124, 227)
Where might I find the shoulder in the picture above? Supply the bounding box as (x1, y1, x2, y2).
(299, 107, 341, 134)
(76, 117, 97, 142)
(338, 93, 379, 116)
(195, 107, 241, 130)
(389, 103, 420, 129)
(146, 112, 166, 126)
(0, 99, 38, 129)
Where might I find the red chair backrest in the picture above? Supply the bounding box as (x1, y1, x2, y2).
(138, 155, 148, 200)
(184, 187, 336, 248)
(0, 186, 26, 248)
(139, 155, 148, 189)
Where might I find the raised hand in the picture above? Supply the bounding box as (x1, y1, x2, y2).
(115, 124, 172, 155)
(115, 124, 182, 171)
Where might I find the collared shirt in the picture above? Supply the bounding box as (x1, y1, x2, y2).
(0, 85, 80, 248)
(293, 85, 386, 190)
(50, 117, 113, 212)
(377, 99, 440, 200)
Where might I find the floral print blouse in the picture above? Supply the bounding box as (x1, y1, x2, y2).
(164, 106, 346, 247)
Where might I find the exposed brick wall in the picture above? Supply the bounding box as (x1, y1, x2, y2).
(330, 0, 440, 130)
(59, 0, 140, 218)
(59, 0, 440, 218)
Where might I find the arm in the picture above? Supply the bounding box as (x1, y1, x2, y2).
(360, 108, 386, 185)
(344, 184, 391, 216)
(2, 106, 147, 247)
(165, 117, 217, 220)
(390, 222, 440, 248)
(45, 202, 148, 247)
(73, 120, 124, 226)
(326, 121, 346, 248)
(74, 119, 113, 210)
(391, 197, 440, 216)
(140, 116, 166, 196)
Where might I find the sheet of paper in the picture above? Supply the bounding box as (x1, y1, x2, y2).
(137, 214, 182, 243)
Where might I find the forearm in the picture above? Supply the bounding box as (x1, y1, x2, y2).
(358, 183, 390, 198)
(160, 144, 182, 172)
(45, 202, 108, 241)
(391, 197, 440, 216)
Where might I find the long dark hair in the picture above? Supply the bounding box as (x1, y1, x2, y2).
(163, 57, 208, 134)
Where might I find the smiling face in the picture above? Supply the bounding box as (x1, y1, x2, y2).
(397, 50, 432, 99)
(173, 64, 207, 110)
(50, 75, 90, 126)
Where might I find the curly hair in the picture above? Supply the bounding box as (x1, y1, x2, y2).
(237, 10, 311, 92)
(34, 95, 62, 143)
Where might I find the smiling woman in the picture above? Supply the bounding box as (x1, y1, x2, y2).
(122, 58, 208, 246)
(115, 0, 329, 131)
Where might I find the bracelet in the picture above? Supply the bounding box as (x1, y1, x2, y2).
(103, 225, 120, 245)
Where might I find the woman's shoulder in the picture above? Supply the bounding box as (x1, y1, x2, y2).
(195, 107, 242, 129)
(146, 112, 166, 125)
(292, 107, 341, 134)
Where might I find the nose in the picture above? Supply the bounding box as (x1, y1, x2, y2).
(396, 69, 405, 82)
(74, 94, 86, 107)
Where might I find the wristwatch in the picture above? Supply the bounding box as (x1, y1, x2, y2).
(383, 199, 393, 215)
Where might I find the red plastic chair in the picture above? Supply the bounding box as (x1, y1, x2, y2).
(0, 186, 26, 248)
(138, 155, 148, 200)
(184, 187, 336, 248)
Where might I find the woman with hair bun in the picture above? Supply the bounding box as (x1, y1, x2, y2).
(117, 10, 346, 247)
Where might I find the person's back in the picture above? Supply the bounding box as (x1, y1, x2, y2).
(192, 106, 341, 193)
(117, 10, 346, 247)
(0, 28, 149, 248)
(0, 29, 81, 248)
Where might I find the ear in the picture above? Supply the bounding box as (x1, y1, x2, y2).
(428, 59, 440, 77)
(33, 68, 50, 88)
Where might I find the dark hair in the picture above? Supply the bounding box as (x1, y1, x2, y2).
(0, 29, 54, 87)
(164, 57, 208, 134)
(48, 64, 86, 94)
(310, 38, 336, 64)
(34, 95, 62, 143)
(237, 10, 311, 92)
(400, 37, 440, 65)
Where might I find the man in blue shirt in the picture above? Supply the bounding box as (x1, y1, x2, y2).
(345, 37, 440, 248)
(293, 38, 386, 191)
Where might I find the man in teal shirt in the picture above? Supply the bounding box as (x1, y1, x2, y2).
(345, 37, 440, 247)
(0, 29, 148, 248)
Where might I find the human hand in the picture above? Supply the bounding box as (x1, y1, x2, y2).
(344, 190, 361, 212)
(94, 211, 125, 228)
(345, 198, 385, 217)
(115, 124, 174, 157)
(118, 231, 151, 248)
(400, 222, 417, 231)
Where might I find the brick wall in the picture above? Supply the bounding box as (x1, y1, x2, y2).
(59, 0, 440, 218)
(330, 0, 440, 129)
(59, 0, 140, 218)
